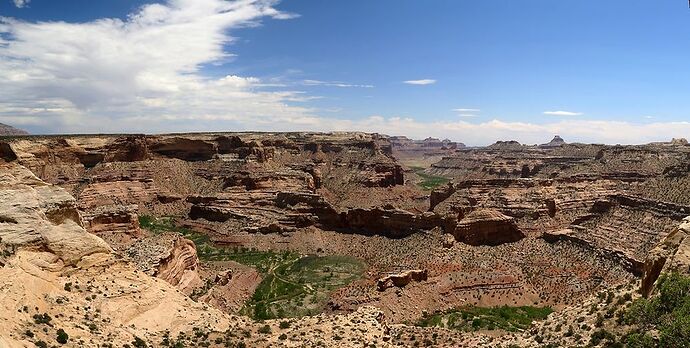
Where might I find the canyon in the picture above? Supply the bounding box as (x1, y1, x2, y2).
(1, 132, 689, 347)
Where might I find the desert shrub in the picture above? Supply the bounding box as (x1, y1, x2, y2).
(33, 313, 52, 325)
(56, 329, 69, 344)
(258, 325, 271, 334)
(132, 336, 147, 348)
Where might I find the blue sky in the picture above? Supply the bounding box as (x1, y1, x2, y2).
(1, 0, 690, 145)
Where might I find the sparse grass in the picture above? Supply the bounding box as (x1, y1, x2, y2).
(410, 166, 449, 190)
(417, 306, 553, 332)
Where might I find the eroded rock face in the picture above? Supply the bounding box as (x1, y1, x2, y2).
(641, 217, 690, 297)
(345, 208, 446, 238)
(0, 163, 231, 346)
(0, 163, 112, 262)
(81, 204, 142, 243)
(155, 237, 203, 294)
(452, 209, 525, 246)
(148, 137, 217, 161)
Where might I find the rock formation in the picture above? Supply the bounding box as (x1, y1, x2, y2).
(0, 163, 230, 346)
(641, 216, 690, 297)
(452, 209, 525, 246)
(155, 237, 203, 294)
(377, 269, 428, 291)
(539, 135, 566, 148)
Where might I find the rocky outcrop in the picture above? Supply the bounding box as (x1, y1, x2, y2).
(344, 208, 446, 238)
(539, 135, 566, 148)
(81, 204, 142, 245)
(105, 135, 151, 162)
(0, 142, 17, 161)
(0, 163, 112, 263)
(216, 135, 274, 162)
(542, 228, 645, 275)
(377, 269, 428, 291)
(452, 209, 525, 246)
(487, 140, 523, 150)
(155, 237, 203, 294)
(0, 163, 233, 346)
(148, 137, 216, 161)
(641, 217, 690, 297)
(224, 169, 315, 191)
(363, 163, 404, 187)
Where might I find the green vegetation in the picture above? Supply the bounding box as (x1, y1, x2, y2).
(32, 313, 52, 325)
(410, 166, 450, 190)
(624, 272, 690, 347)
(243, 255, 365, 320)
(139, 215, 288, 268)
(417, 306, 553, 332)
(56, 329, 68, 344)
(139, 215, 366, 320)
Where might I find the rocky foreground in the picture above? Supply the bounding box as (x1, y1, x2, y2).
(0, 132, 689, 347)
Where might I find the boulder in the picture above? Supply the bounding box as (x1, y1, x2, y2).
(377, 269, 428, 291)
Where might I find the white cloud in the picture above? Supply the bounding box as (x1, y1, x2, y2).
(13, 0, 29, 8)
(0, 0, 313, 133)
(302, 79, 373, 88)
(403, 79, 436, 85)
(457, 114, 477, 118)
(315, 116, 690, 146)
(0, 0, 685, 147)
(543, 110, 584, 116)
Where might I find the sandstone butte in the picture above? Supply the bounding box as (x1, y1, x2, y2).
(0, 132, 689, 347)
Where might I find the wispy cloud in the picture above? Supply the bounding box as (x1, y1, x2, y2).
(543, 110, 583, 116)
(457, 114, 478, 118)
(453, 108, 480, 113)
(302, 80, 373, 88)
(403, 79, 436, 85)
(13, 0, 29, 8)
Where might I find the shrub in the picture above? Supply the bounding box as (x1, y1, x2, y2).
(625, 272, 690, 347)
(132, 336, 147, 348)
(258, 325, 271, 334)
(32, 313, 52, 325)
(56, 329, 69, 344)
